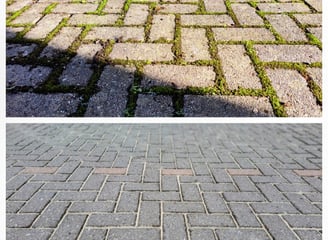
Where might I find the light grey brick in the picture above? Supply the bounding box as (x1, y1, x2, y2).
(224, 192, 265, 202)
(190, 229, 216, 240)
(98, 182, 122, 201)
(164, 202, 205, 213)
(203, 192, 229, 213)
(7, 229, 52, 240)
(181, 183, 202, 201)
(216, 229, 270, 240)
(7, 213, 37, 227)
(80, 229, 107, 240)
(20, 190, 55, 213)
(69, 201, 115, 213)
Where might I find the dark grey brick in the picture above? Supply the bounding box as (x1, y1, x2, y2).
(211, 168, 232, 183)
(107, 175, 141, 182)
(20, 190, 55, 213)
(80, 228, 107, 240)
(108, 228, 160, 240)
(256, 183, 288, 202)
(223, 192, 265, 202)
(82, 174, 105, 190)
(68, 167, 92, 181)
(162, 175, 179, 191)
(124, 183, 159, 191)
(232, 176, 258, 191)
(276, 183, 316, 192)
(285, 193, 321, 214)
(57, 161, 80, 174)
(87, 213, 136, 226)
(260, 215, 299, 240)
(69, 201, 115, 213)
(216, 229, 271, 240)
(180, 175, 213, 183)
(251, 202, 299, 214)
(55, 191, 97, 201)
(283, 215, 322, 228)
(9, 182, 42, 201)
(51, 214, 87, 240)
(7, 174, 32, 190)
(188, 214, 235, 227)
(203, 192, 229, 213)
(164, 202, 205, 213)
(190, 229, 216, 240)
(98, 182, 121, 201)
(6, 201, 25, 213)
(229, 203, 261, 227)
(138, 201, 160, 226)
(127, 162, 144, 175)
(250, 175, 287, 183)
(7, 213, 37, 227)
(200, 183, 237, 192)
(143, 192, 180, 201)
(181, 183, 202, 201)
(7, 229, 53, 240)
(42, 182, 82, 191)
(117, 191, 140, 212)
(33, 202, 70, 228)
(295, 230, 322, 240)
(163, 214, 187, 240)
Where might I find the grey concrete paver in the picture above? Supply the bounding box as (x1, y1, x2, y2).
(6, 0, 322, 117)
(6, 124, 322, 240)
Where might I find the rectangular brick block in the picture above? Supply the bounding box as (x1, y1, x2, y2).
(25, 14, 68, 39)
(143, 192, 180, 201)
(150, 14, 175, 41)
(104, 0, 126, 13)
(85, 27, 144, 41)
(68, 14, 118, 25)
(51, 214, 87, 239)
(203, 0, 227, 12)
(260, 215, 299, 240)
(181, 183, 202, 201)
(69, 201, 115, 213)
(181, 15, 233, 26)
(213, 27, 274, 41)
(158, 4, 198, 14)
(142, 65, 215, 89)
(229, 203, 261, 227)
(163, 214, 188, 240)
(266, 14, 306, 41)
(109, 43, 174, 61)
(181, 28, 211, 61)
(231, 4, 263, 25)
(98, 182, 122, 201)
(203, 192, 229, 213)
(217, 44, 262, 90)
(87, 213, 136, 226)
(162, 168, 193, 175)
(54, 3, 98, 13)
(117, 191, 140, 212)
(124, 4, 149, 25)
(139, 201, 160, 226)
(257, 3, 311, 13)
(254, 44, 321, 63)
(21, 167, 58, 174)
(227, 168, 262, 176)
(20, 190, 55, 213)
(223, 192, 265, 202)
(265, 69, 321, 117)
(94, 167, 127, 174)
(108, 229, 160, 240)
(188, 214, 235, 227)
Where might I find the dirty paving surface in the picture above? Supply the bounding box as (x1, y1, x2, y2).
(6, 0, 322, 117)
(6, 124, 322, 239)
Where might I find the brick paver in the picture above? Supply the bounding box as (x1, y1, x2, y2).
(6, 0, 322, 117)
(6, 124, 322, 240)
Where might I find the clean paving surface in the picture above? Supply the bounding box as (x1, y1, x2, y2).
(6, 124, 322, 239)
(6, 0, 322, 117)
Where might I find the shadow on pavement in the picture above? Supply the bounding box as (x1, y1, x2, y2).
(6, 29, 275, 117)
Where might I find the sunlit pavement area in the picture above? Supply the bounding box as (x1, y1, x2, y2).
(6, 124, 322, 239)
(6, 0, 322, 117)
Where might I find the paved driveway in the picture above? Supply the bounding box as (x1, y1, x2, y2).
(6, 0, 322, 117)
(7, 124, 322, 239)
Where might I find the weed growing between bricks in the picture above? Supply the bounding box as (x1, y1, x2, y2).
(6, 0, 322, 117)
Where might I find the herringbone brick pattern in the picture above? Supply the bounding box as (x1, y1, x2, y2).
(6, 0, 322, 117)
(6, 124, 322, 239)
